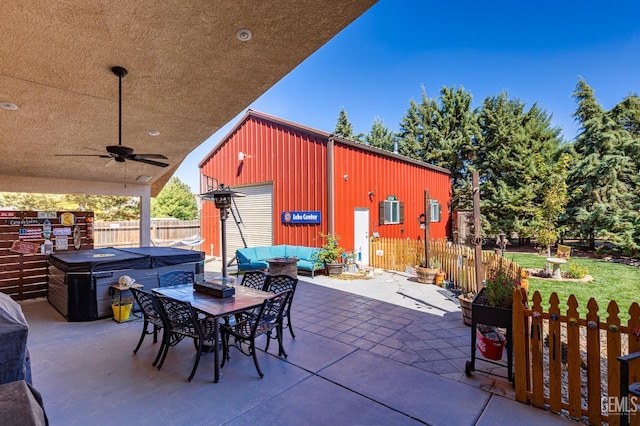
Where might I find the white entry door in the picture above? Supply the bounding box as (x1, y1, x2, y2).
(354, 208, 370, 266)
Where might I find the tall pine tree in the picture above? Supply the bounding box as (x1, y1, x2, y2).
(334, 107, 354, 139)
(566, 79, 636, 250)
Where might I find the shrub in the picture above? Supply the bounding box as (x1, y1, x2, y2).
(566, 262, 588, 279)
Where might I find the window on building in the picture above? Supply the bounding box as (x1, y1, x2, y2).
(430, 199, 441, 222)
(379, 200, 404, 225)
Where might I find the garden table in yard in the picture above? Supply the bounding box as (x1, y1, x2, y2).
(153, 283, 274, 382)
(546, 257, 567, 280)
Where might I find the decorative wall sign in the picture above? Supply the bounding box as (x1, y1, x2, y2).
(59, 212, 76, 226)
(281, 211, 321, 224)
(53, 227, 72, 236)
(10, 240, 40, 254)
(18, 227, 42, 240)
(37, 211, 57, 219)
(85, 217, 94, 240)
(73, 225, 82, 249)
(56, 236, 69, 251)
(42, 219, 52, 239)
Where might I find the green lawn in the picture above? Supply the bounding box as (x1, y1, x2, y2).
(503, 252, 639, 322)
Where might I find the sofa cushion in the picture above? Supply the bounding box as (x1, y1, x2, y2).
(253, 246, 275, 261)
(290, 246, 320, 261)
(236, 247, 257, 264)
(297, 259, 321, 271)
(270, 245, 286, 258)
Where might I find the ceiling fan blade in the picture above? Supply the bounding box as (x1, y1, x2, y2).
(82, 146, 110, 153)
(54, 154, 112, 158)
(128, 157, 169, 168)
(130, 153, 168, 159)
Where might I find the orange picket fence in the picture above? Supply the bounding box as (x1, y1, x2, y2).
(513, 290, 640, 425)
(368, 238, 521, 294)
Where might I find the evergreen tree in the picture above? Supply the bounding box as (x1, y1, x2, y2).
(475, 92, 563, 239)
(397, 99, 425, 159)
(365, 117, 396, 151)
(151, 177, 198, 220)
(566, 79, 637, 250)
(397, 86, 478, 212)
(334, 107, 354, 139)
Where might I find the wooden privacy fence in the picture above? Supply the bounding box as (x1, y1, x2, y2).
(368, 238, 519, 294)
(513, 290, 640, 425)
(94, 219, 200, 248)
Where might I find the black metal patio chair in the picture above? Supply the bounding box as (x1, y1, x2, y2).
(157, 270, 194, 287)
(264, 274, 298, 341)
(220, 291, 290, 378)
(239, 270, 269, 290)
(155, 296, 217, 382)
(130, 287, 166, 367)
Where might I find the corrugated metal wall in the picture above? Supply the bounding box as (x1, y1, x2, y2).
(200, 113, 329, 256)
(332, 142, 451, 252)
(199, 111, 452, 258)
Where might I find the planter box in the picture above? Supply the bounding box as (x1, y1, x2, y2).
(472, 288, 512, 329)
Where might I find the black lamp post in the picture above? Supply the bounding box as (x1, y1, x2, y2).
(498, 230, 506, 257)
(200, 184, 243, 282)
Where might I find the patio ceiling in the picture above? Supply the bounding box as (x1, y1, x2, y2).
(0, 1, 376, 197)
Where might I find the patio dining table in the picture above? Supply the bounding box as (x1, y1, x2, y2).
(153, 283, 274, 382)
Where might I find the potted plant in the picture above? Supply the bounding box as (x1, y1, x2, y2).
(315, 233, 345, 276)
(112, 295, 134, 322)
(415, 258, 440, 285)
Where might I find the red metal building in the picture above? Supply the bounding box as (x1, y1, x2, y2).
(199, 110, 451, 265)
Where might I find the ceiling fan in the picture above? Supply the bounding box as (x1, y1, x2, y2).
(56, 66, 169, 168)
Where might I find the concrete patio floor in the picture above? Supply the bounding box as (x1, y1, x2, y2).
(19, 262, 574, 425)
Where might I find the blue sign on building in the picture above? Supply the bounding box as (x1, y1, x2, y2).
(281, 211, 321, 224)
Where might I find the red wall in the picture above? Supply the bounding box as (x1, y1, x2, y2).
(200, 111, 452, 256)
(200, 113, 329, 254)
(332, 143, 451, 251)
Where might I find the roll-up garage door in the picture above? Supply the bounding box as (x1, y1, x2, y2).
(226, 184, 273, 261)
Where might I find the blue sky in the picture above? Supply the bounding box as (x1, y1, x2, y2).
(176, 0, 640, 193)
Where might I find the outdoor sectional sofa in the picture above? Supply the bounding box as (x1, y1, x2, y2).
(236, 245, 322, 277)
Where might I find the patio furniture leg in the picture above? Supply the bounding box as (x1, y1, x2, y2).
(188, 339, 203, 382)
(251, 341, 264, 378)
(133, 321, 151, 354)
(277, 325, 287, 358)
(213, 319, 220, 383)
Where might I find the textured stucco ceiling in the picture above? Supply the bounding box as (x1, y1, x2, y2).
(0, 0, 376, 196)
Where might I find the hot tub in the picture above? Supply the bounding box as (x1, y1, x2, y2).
(48, 247, 204, 321)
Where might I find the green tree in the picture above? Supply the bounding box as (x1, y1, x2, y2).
(334, 107, 354, 139)
(151, 177, 198, 220)
(397, 86, 478, 213)
(365, 117, 396, 151)
(565, 79, 637, 251)
(475, 92, 563, 240)
(0, 192, 139, 220)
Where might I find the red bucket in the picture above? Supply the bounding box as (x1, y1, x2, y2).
(476, 327, 505, 361)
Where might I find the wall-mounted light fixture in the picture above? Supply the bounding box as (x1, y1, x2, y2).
(135, 175, 152, 182)
(238, 152, 251, 161)
(343, 174, 348, 181)
(368, 191, 375, 197)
